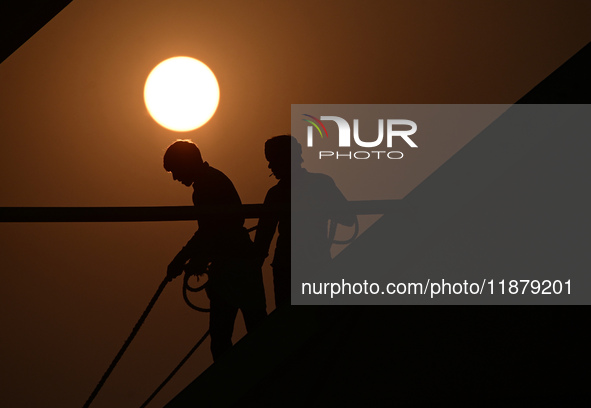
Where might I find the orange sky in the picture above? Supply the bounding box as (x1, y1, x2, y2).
(0, 1, 589, 407)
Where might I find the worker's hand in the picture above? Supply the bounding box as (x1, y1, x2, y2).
(184, 258, 209, 277)
(167, 259, 185, 281)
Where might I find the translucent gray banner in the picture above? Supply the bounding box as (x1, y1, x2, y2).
(290, 104, 590, 305)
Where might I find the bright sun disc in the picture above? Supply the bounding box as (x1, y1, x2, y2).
(144, 57, 220, 132)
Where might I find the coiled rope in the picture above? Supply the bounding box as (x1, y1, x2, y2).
(182, 270, 210, 312)
(328, 216, 359, 245)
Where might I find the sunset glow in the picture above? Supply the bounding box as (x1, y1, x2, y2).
(144, 57, 220, 132)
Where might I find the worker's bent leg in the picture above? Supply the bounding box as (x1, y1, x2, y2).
(209, 298, 238, 361)
(273, 265, 291, 308)
(232, 263, 267, 332)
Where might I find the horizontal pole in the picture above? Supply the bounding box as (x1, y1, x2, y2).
(0, 200, 402, 223)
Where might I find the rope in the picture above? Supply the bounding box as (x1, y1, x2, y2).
(139, 329, 210, 408)
(183, 272, 210, 312)
(82, 276, 169, 408)
(84, 225, 255, 407)
(328, 217, 359, 245)
(137, 270, 212, 407)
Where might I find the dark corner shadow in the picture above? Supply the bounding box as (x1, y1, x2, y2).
(0, 0, 74, 64)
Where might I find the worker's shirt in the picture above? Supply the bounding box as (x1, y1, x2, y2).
(255, 168, 354, 269)
(183, 162, 247, 261)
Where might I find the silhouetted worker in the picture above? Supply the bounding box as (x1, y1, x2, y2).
(164, 140, 267, 361)
(255, 135, 356, 307)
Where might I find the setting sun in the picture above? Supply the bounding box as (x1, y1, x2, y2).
(144, 57, 220, 132)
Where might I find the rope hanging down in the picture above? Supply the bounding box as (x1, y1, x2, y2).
(83, 225, 257, 408)
(82, 274, 211, 408)
(139, 329, 210, 408)
(82, 277, 170, 408)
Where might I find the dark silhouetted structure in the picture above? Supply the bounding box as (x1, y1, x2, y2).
(166, 42, 591, 408)
(255, 135, 355, 307)
(164, 140, 267, 360)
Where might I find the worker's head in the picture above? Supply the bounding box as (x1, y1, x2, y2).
(264, 135, 302, 180)
(163, 140, 205, 187)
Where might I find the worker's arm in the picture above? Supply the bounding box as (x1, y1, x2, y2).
(254, 188, 280, 266)
(167, 230, 203, 281)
